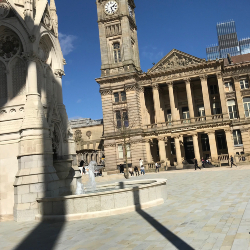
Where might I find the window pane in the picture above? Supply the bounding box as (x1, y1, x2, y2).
(116, 111, 121, 119)
(244, 103, 248, 111)
(123, 111, 128, 120)
(126, 144, 131, 158)
(114, 93, 119, 102)
(243, 97, 250, 103)
(118, 145, 123, 159)
(240, 81, 244, 89)
(121, 91, 126, 101)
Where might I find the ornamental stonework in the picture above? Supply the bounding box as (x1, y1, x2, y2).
(0, 35, 21, 59)
(0, 3, 10, 19)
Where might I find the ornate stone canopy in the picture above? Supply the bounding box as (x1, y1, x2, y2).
(148, 49, 206, 73)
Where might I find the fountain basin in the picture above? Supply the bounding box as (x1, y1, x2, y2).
(35, 179, 167, 221)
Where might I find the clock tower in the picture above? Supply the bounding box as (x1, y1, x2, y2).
(96, 0, 141, 76)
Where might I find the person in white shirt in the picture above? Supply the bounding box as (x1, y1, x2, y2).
(155, 162, 159, 173)
(139, 159, 143, 167)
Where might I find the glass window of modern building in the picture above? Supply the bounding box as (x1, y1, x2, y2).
(206, 20, 250, 60)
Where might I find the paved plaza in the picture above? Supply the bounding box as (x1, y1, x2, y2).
(1, 166, 250, 250)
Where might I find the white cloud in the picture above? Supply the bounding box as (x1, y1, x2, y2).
(59, 33, 77, 56)
(76, 99, 82, 104)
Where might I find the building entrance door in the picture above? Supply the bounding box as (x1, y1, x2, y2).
(184, 136, 195, 160)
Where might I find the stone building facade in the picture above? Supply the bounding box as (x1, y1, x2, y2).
(70, 118, 104, 165)
(96, 0, 250, 173)
(0, 0, 79, 221)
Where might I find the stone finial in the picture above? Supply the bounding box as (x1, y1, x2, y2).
(50, 0, 57, 11)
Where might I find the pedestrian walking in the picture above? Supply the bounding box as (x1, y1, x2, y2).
(140, 165, 145, 175)
(194, 158, 201, 170)
(201, 157, 206, 168)
(230, 155, 237, 168)
(129, 166, 134, 176)
(155, 162, 160, 173)
(119, 164, 124, 173)
(134, 166, 140, 176)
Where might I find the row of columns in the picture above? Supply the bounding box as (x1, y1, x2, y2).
(141, 74, 229, 125)
(147, 128, 235, 168)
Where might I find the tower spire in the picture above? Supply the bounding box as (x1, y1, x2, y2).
(50, 0, 56, 11)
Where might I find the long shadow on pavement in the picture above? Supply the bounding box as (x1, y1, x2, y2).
(132, 186, 194, 250)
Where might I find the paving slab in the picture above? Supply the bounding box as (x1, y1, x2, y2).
(1, 166, 250, 250)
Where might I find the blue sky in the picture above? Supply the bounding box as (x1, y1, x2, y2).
(56, 0, 250, 120)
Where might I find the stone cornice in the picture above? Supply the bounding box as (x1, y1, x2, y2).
(96, 72, 139, 85)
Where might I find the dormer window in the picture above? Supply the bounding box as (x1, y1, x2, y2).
(113, 43, 122, 63)
(240, 79, 249, 90)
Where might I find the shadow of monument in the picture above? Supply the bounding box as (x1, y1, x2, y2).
(132, 187, 194, 250)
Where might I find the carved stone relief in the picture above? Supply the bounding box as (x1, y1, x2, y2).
(0, 3, 10, 20)
(152, 52, 203, 72)
(0, 35, 20, 59)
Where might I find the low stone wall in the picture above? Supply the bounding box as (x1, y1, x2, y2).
(35, 179, 167, 221)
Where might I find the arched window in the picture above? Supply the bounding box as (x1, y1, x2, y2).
(12, 58, 26, 96)
(0, 61, 7, 100)
(113, 43, 121, 63)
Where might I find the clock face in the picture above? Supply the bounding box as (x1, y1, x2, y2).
(128, 5, 133, 17)
(104, 1, 118, 15)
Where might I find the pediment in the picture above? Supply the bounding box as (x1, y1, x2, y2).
(148, 49, 205, 73)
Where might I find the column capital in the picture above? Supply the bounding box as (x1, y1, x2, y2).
(233, 75, 240, 81)
(224, 127, 232, 133)
(137, 86, 144, 93)
(152, 83, 159, 90)
(167, 81, 174, 87)
(207, 130, 215, 135)
(22, 52, 38, 62)
(216, 72, 222, 79)
(173, 134, 181, 139)
(184, 78, 191, 84)
(199, 74, 208, 81)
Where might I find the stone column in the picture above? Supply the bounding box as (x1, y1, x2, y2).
(152, 83, 165, 124)
(225, 128, 235, 157)
(234, 75, 245, 120)
(207, 131, 218, 162)
(14, 55, 60, 222)
(217, 73, 229, 119)
(145, 140, 153, 169)
(174, 135, 183, 169)
(158, 138, 167, 167)
(168, 82, 180, 122)
(200, 75, 212, 119)
(192, 133, 201, 164)
(184, 78, 195, 121)
(139, 86, 148, 125)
